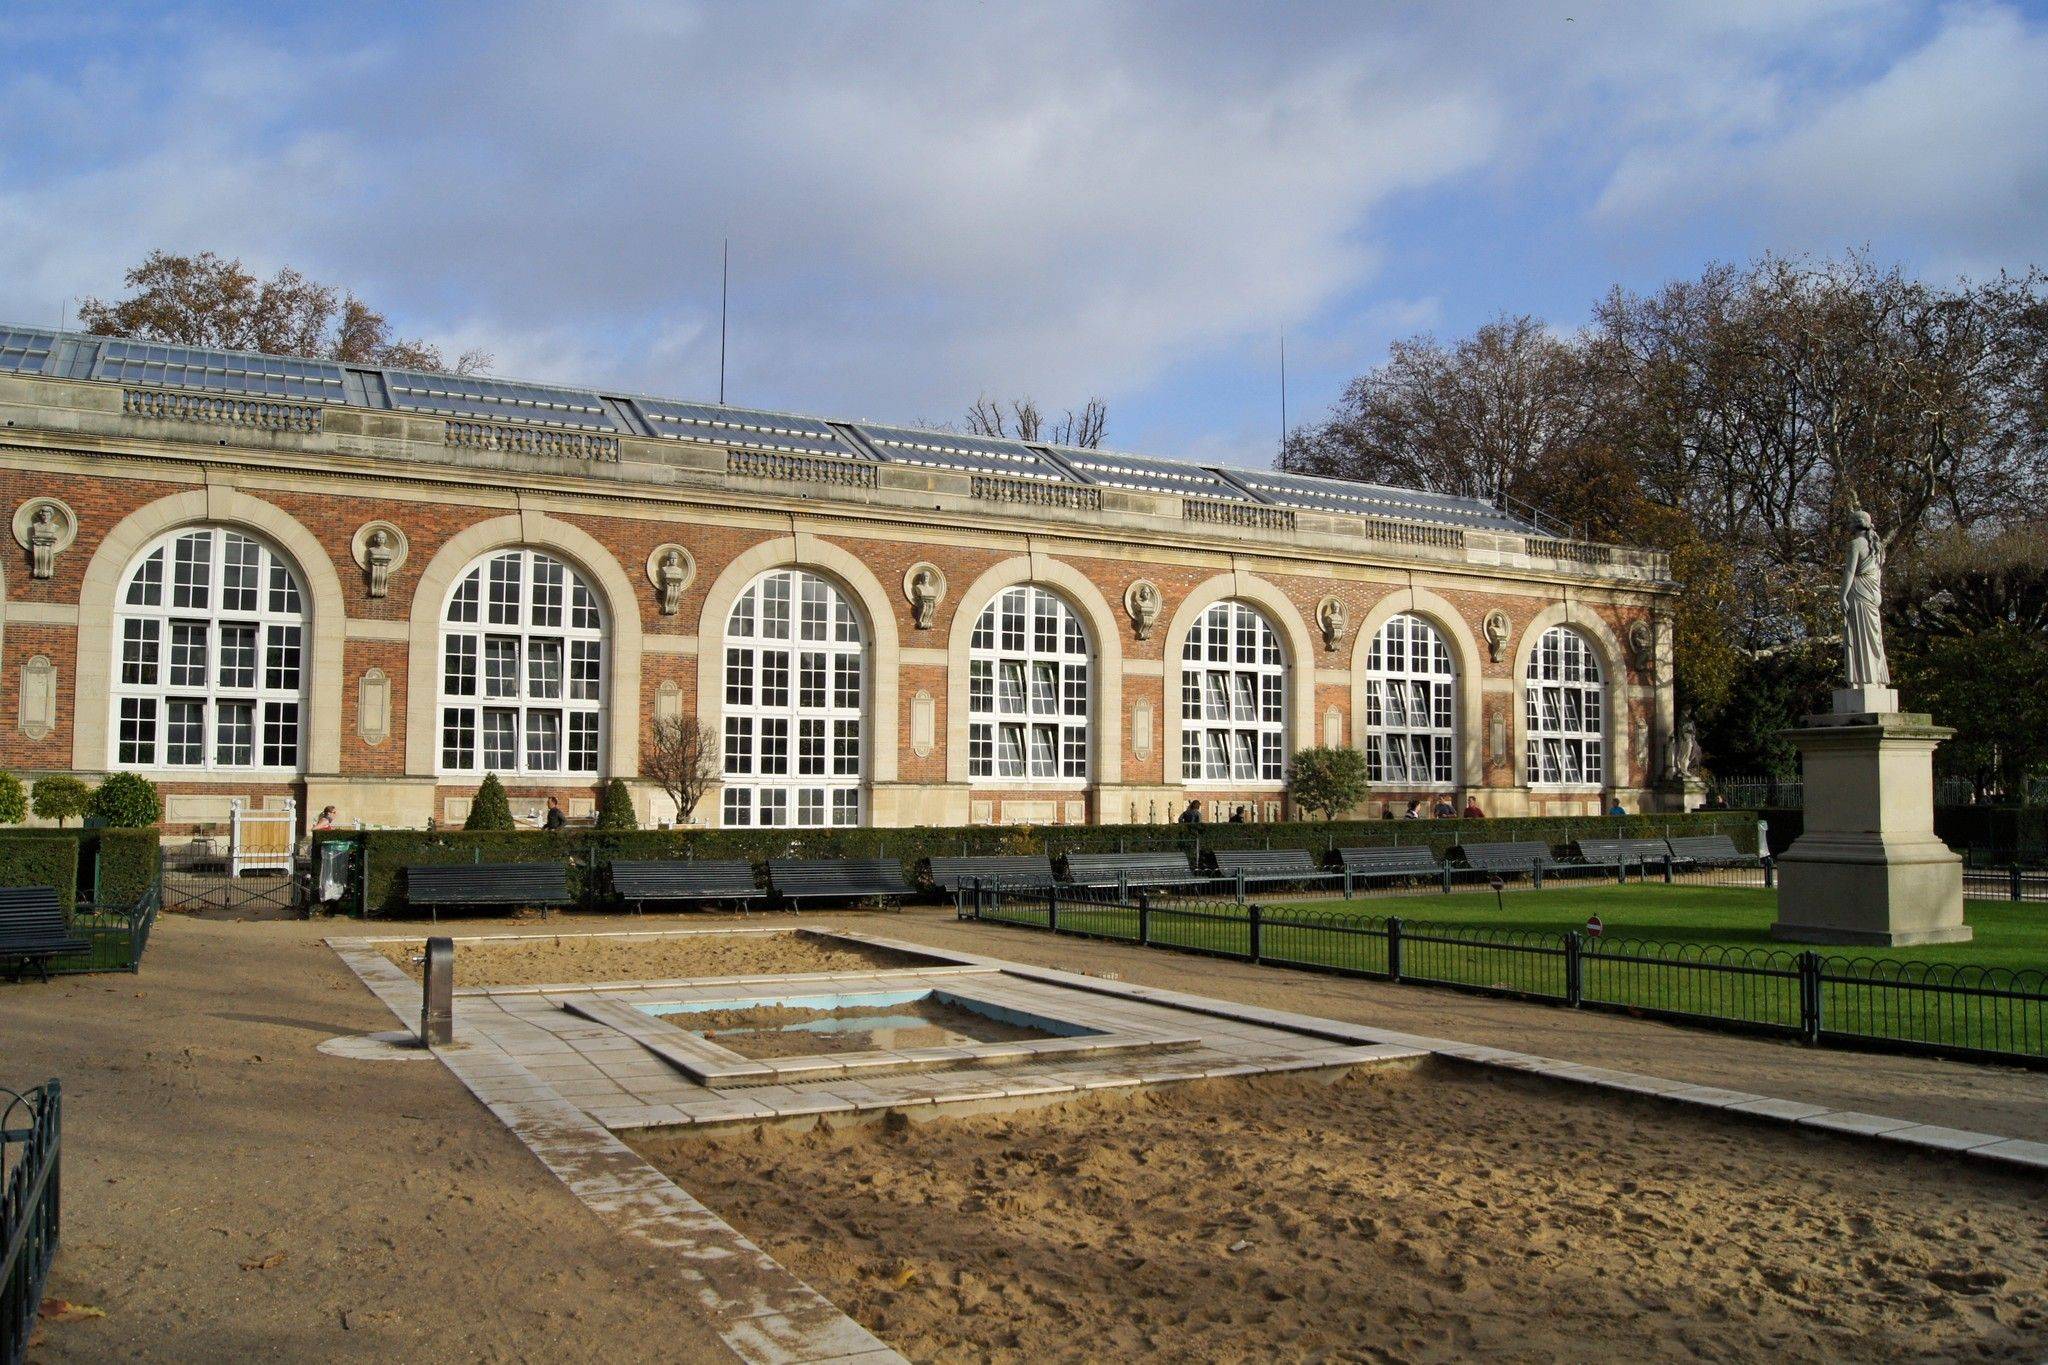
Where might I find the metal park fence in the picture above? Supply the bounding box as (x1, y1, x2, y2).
(963, 886, 2048, 1069)
(2, 1082, 61, 1365)
(1961, 854, 2048, 904)
(46, 881, 160, 977)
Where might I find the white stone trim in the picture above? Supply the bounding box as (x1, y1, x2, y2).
(1160, 572, 1316, 786)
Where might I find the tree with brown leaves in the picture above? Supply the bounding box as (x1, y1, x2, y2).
(77, 251, 491, 374)
(646, 716, 721, 826)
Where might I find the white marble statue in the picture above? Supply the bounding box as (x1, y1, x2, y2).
(1840, 509, 1889, 688)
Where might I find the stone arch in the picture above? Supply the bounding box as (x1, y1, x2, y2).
(945, 554, 1124, 786)
(1510, 601, 1631, 794)
(406, 513, 645, 777)
(1160, 572, 1316, 785)
(74, 488, 347, 774)
(1349, 586, 1487, 789)
(693, 533, 901, 785)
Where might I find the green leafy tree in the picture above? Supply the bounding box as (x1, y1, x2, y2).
(464, 774, 516, 831)
(31, 775, 92, 828)
(0, 772, 25, 825)
(595, 779, 639, 831)
(1287, 747, 1371, 821)
(87, 772, 162, 827)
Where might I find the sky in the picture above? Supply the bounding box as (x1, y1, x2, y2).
(1, 1, 2044, 467)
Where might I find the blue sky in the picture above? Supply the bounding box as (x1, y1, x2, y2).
(2, 1, 2044, 467)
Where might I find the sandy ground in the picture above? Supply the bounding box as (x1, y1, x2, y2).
(647, 1064, 2048, 1363)
(5, 915, 733, 1363)
(369, 927, 940, 985)
(6, 905, 2045, 1361)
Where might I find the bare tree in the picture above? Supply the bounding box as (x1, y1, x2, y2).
(645, 716, 721, 825)
(963, 395, 1108, 448)
(78, 250, 492, 374)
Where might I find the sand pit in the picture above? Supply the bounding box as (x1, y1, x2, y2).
(673, 998, 1054, 1059)
(638, 1064, 2048, 1362)
(370, 930, 941, 986)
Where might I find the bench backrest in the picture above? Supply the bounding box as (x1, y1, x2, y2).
(1665, 835, 1754, 861)
(406, 862, 572, 904)
(926, 855, 1058, 891)
(1336, 846, 1444, 874)
(1571, 838, 1659, 863)
(0, 886, 72, 945)
(610, 859, 759, 899)
(1456, 841, 1553, 871)
(1210, 848, 1322, 875)
(1061, 852, 1196, 883)
(768, 858, 913, 895)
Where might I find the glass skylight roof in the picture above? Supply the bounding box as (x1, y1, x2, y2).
(383, 370, 616, 430)
(1053, 446, 1254, 500)
(853, 423, 1071, 481)
(92, 338, 348, 402)
(638, 398, 859, 459)
(1233, 467, 1532, 531)
(9, 320, 1545, 539)
(0, 327, 55, 375)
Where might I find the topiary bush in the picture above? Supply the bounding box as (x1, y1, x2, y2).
(464, 774, 516, 832)
(32, 775, 91, 828)
(596, 779, 639, 831)
(88, 772, 162, 828)
(0, 772, 24, 825)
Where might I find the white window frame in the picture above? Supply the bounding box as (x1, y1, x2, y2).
(1361, 613, 1457, 789)
(437, 548, 607, 779)
(967, 586, 1092, 787)
(719, 569, 865, 828)
(1179, 600, 1287, 786)
(1525, 626, 1605, 788)
(109, 526, 309, 775)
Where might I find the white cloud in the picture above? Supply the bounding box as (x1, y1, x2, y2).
(0, 0, 2040, 452)
(1593, 4, 2048, 268)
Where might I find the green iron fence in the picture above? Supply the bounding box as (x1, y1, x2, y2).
(965, 886, 2047, 1069)
(2, 1081, 61, 1365)
(46, 880, 160, 977)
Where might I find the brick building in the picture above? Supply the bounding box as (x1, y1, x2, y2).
(0, 325, 1677, 833)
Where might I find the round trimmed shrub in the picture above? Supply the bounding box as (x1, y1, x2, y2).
(88, 772, 163, 828)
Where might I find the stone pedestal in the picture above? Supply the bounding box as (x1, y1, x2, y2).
(1772, 711, 1970, 946)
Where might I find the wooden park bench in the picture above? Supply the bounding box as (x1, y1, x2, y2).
(1335, 845, 1450, 893)
(767, 858, 914, 910)
(1570, 838, 1664, 875)
(1208, 848, 1342, 897)
(405, 862, 573, 921)
(1664, 835, 1764, 868)
(0, 887, 88, 982)
(1454, 841, 1555, 877)
(926, 855, 1059, 896)
(608, 859, 763, 914)
(1059, 851, 1203, 892)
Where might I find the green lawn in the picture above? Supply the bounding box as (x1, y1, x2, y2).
(1254, 884, 2048, 973)
(1001, 883, 2046, 1060)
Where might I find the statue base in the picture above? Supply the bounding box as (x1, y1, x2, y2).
(1771, 713, 1970, 946)
(1829, 684, 1898, 719)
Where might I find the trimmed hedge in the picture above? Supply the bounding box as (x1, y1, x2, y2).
(327, 812, 1762, 918)
(0, 834, 80, 913)
(94, 828, 163, 907)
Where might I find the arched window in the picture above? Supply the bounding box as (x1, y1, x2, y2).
(111, 526, 309, 772)
(1362, 613, 1456, 786)
(1526, 626, 1604, 786)
(438, 549, 606, 778)
(967, 586, 1090, 783)
(1179, 601, 1286, 783)
(721, 569, 865, 827)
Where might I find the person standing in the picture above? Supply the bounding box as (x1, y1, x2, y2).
(543, 796, 568, 831)
(1178, 799, 1203, 826)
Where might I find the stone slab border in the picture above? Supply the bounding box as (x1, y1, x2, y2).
(327, 936, 905, 1365)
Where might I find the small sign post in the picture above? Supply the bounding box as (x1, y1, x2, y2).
(421, 936, 454, 1046)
